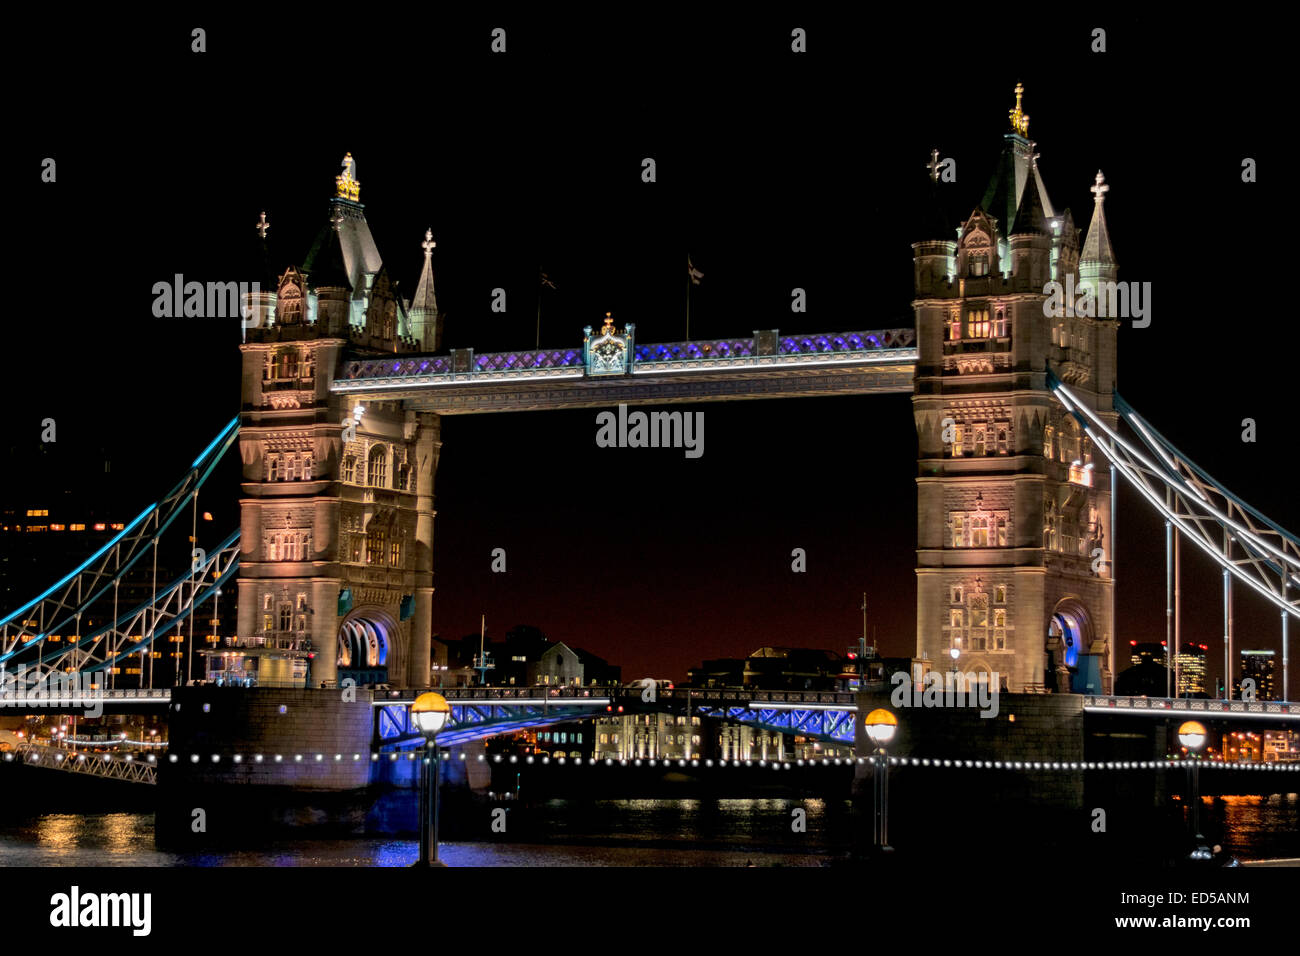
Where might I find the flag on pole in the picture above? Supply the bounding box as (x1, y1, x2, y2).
(540, 270, 556, 290)
(688, 256, 703, 285)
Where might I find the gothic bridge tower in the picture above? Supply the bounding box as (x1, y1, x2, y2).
(912, 86, 1120, 694)
(237, 155, 443, 689)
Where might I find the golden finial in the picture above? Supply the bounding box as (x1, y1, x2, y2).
(335, 152, 361, 201)
(1009, 83, 1030, 137)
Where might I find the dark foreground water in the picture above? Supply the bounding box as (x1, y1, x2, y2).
(1, 794, 1297, 866)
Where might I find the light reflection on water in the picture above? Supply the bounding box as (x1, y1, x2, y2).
(0, 794, 1294, 866)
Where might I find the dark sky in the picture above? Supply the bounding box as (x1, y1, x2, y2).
(10, 13, 1294, 692)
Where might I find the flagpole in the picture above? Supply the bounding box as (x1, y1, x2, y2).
(686, 254, 691, 341)
(536, 281, 541, 350)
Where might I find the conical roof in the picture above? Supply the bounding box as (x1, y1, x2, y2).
(303, 221, 352, 290)
(1080, 171, 1118, 266)
(1010, 165, 1050, 236)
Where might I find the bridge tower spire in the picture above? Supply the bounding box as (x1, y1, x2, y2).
(911, 90, 1119, 695)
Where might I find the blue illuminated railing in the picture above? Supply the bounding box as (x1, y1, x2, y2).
(336, 328, 916, 387)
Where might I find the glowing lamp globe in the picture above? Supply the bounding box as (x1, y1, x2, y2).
(411, 692, 451, 738)
(1178, 720, 1206, 752)
(864, 708, 898, 746)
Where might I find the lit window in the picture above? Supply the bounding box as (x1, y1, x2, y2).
(390, 542, 400, 566)
(950, 609, 963, 629)
(967, 309, 990, 338)
(994, 586, 1006, 604)
(996, 516, 1007, 547)
(993, 307, 1007, 337)
(367, 446, 387, 488)
(949, 422, 964, 457)
(970, 516, 989, 547)
(974, 425, 986, 457)
(366, 527, 387, 565)
(952, 514, 964, 548)
(946, 312, 962, 341)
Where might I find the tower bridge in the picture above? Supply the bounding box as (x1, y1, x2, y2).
(1, 88, 1296, 764)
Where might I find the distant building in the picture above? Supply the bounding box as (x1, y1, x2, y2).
(1237, 649, 1276, 701)
(432, 625, 620, 688)
(1174, 643, 1208, 696)
(1129, 641, 1167, 668)
(685, 646, 849, 691)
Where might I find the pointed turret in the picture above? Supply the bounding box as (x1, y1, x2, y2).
(409, 228, 441, 351)
(304, 212, 353, 334)
(1007, 169, 1051, 289)
(242, 210, 278, 333)
(1079, 170, 1119, 297)
(912, 149, 958, 294)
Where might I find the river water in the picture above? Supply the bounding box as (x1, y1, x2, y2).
(1, 794, 1296, 866)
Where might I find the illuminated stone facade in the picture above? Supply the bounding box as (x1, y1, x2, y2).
(236, 157, 441, 689)
(912, 90, 1119, 694)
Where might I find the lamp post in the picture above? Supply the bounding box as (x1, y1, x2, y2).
(864, 708, 898, 853)
(1178, 720, 1210, 861)
(411, 692, 451, 866)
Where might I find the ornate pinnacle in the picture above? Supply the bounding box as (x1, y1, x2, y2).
(1009, 82, 1030, 137)
(335, 152, 361, 201)
(1090, 170, 1109, 203)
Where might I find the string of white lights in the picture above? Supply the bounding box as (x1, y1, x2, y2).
(5, 751, 1297, 771)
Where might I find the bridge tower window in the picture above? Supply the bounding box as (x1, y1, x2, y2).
(367, 446, 388, 488)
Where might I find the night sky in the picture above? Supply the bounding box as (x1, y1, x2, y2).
(11, 14, 1293, 692)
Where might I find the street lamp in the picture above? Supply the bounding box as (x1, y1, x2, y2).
(411, 692, 451, 867)
(864, 708, 899, 853)
(1178, 720, 1211, 861)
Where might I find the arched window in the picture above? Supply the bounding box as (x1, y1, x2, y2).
(971, 516, 989, 547)
(367, 445, 387, 488)
(278, 603, 292, 631)
(996, 516, 1007, 547)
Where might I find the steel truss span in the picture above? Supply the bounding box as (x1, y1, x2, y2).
(1050, 375, 1299, 622)
(0, 417, 241, 691)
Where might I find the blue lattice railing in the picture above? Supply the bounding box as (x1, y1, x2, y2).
(337, 329, 915, 382)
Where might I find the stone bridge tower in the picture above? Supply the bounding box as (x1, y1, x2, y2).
(236, 155, 442, 690)
(912, 87, 1120, 695)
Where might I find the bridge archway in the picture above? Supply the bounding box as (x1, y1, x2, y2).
(1048, 598, 1094, 670)
(338, 607, 397, 684)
